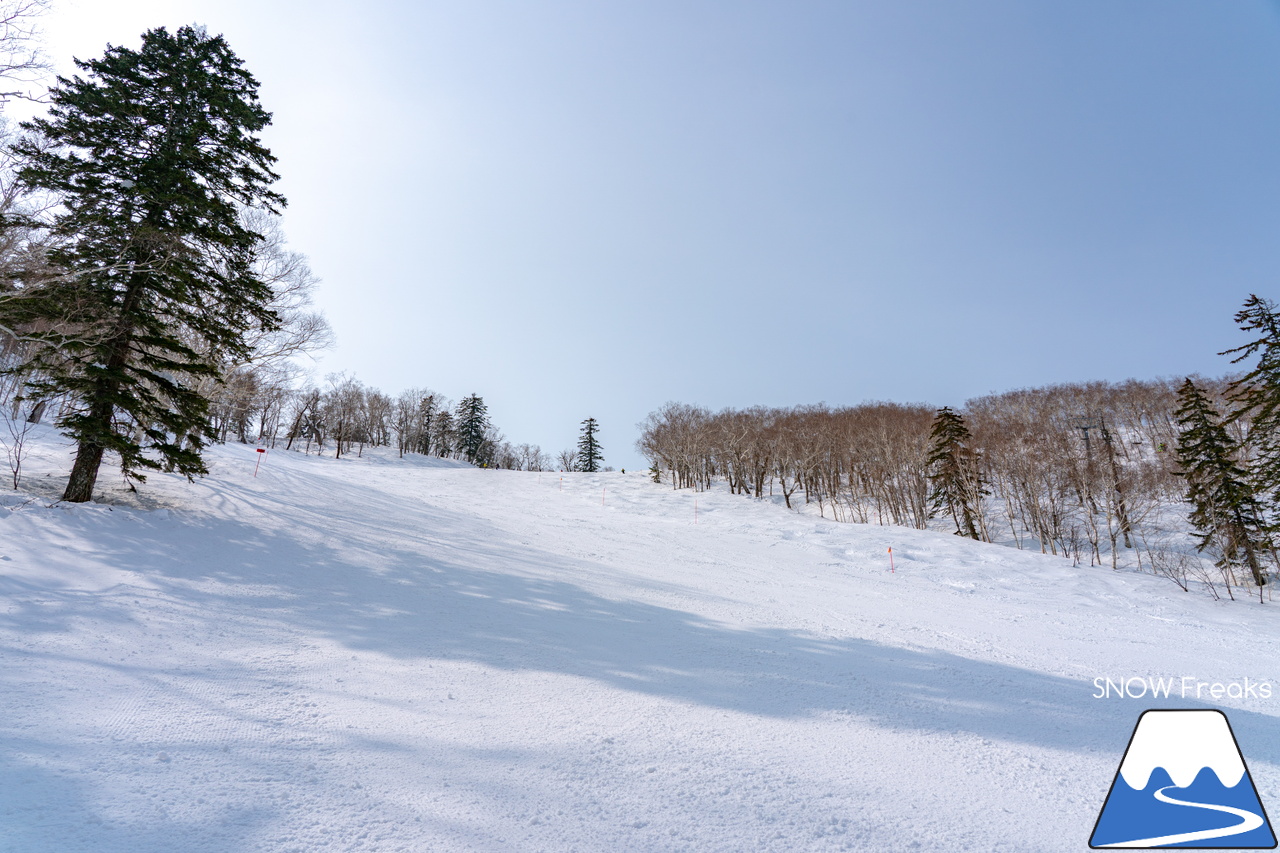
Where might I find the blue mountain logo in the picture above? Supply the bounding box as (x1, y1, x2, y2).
(1091, 709, 1276, 848)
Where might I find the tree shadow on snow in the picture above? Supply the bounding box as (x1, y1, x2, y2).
(5, 463, 1279, 773)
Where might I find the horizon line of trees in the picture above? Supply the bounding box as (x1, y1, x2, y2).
(635, 296, 1280, 602)
(633, 377, 1249, 597)
(2, 348, 576, 474)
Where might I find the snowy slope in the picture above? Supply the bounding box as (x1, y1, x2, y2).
(1, 430, 1277, 852)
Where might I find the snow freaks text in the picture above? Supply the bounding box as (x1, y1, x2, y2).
(1092, 677, 1273, 700)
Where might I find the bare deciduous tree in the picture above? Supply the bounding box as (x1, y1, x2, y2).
(636, 378, 1232, 586)
(0, 0, 49, 105)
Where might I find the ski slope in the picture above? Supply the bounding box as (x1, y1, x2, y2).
(1, 430, 1277, 852)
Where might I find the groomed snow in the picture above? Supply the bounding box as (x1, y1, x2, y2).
(1, 429, 1277, 851)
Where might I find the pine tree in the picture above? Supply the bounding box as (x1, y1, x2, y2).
(1174, 378, 1270, 593)
(1222, 294, 1280, 510)
(432, 408, 455, 458)
(454, 394, 488, 464)
(926, 406, 984, 540)
(1, 26, 284, 502)
(576, 417, 603, 473)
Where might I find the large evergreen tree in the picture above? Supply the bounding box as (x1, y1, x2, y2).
(576, 417, 603, 473)
(455, 394, 489, 464)
(926, 406, 984, 540)
(1222, 294, 1280, 510)
(1174, 378, 1270, 593)
(1, 26, 284, 502)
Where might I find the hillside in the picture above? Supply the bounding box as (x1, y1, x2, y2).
(1, 430, 1277, 852)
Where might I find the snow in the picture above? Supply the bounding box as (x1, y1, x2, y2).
(1, 428, 1278, 851)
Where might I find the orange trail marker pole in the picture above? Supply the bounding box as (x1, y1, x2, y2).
(254, 447, 266, 477)
(888, 547, 894, 573)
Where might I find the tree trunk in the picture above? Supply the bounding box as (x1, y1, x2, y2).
(1233, 512, 1267, 589)
(63, 433, 107, 502)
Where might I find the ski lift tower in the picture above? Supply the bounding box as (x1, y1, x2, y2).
(1069, 415, 1102, 457)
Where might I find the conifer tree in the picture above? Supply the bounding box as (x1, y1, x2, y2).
(1223, 294, 1280, 510)
(926, 406, 984, 540)
(1174, 378, 1270, 593)
(414, 394, 437, 456)
(432, 408, 455, 458)
(454, 394, 489, 464)
(0, 26, 284, 502)
(576, 417, 603, 473)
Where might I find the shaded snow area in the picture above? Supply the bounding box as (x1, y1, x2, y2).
(1, 430, 1278, 852)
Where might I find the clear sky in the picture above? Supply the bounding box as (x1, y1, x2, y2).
(20, 1, 1280, 469)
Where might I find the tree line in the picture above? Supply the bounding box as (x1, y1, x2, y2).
(637, 298, 1280, 601)
(212, 373, 559, 472)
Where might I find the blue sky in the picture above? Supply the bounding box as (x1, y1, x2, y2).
(26, 1, 1280, 469)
